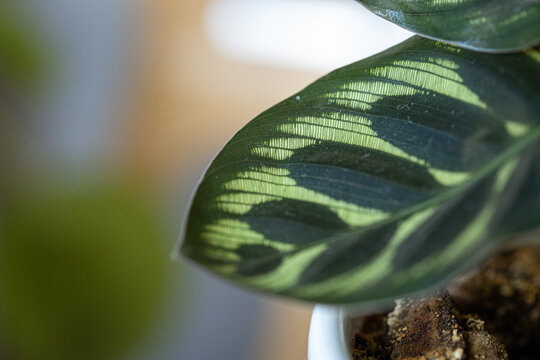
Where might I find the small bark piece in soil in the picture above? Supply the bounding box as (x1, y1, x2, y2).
(352, 294, 508, 360)
(461, 314, 507, 360)
(386, 294, 465, 360)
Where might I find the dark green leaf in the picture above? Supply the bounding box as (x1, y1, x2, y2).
(356, 0, 540, 52)
(180, 37, 540, 304)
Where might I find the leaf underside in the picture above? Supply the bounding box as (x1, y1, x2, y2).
(181, 37, 540, 304)
(356, 0, 540, 52)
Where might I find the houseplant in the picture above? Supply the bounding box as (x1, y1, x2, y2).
(178, 1, 540, 358)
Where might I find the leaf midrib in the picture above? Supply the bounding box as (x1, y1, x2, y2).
(231, 124, 540, 268)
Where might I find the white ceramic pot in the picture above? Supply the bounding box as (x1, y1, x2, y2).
(308, 305, 363, 360)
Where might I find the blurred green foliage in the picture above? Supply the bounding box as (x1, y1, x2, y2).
(0, 2, 43, 88)
(0, 180, 168, 360)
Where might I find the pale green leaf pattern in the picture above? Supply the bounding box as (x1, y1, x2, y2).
(181, 37, 540, 304)
(355, 0, 540, 52)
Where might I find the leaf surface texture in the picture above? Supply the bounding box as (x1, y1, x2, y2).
(181, 37, 540, 304)
(356, 0, 540, 52)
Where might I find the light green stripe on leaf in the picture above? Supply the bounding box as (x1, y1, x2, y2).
(392, 158, 520, 285)
(295, 207, 436, 300)
(370, 61, 487, 109)
(356, 0, 540, 52)
(243, 243, 328, 291)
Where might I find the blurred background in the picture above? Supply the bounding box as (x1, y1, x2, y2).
(0, 0, 410, 359)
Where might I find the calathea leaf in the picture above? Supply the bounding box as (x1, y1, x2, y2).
(180, 36, 540, 304)
(355, 0, 540, 53)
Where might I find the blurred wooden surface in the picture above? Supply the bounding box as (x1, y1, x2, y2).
(131, 0, 319, 180)
(130, 1, 315, 359)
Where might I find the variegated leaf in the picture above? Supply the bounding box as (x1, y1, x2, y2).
(180, 37, 540, 304)
(355, 0, 540, 52)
